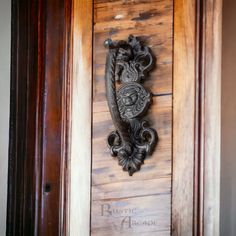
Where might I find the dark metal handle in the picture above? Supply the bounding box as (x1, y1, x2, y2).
(104, 35, 158, 176)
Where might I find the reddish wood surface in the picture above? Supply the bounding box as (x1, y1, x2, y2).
(7, 0, 72, 235)
(7, 1, 39, 235)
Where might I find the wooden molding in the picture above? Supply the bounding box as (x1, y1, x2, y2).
(201, 0, 222, 234)
(7, 0, 72, 235)
(173, 0, 222, 235)
(69, 1, 93, 235)
(173, 0, 196, 234)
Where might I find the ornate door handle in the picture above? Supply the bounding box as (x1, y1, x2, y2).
(104, 35, 158, 176)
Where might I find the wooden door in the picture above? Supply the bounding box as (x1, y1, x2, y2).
(69, 0, 222, 235)
(7, 0, 222, 235)
(93, 1, 173, 235)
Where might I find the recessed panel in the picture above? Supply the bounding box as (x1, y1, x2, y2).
(92, 1, 173, 235)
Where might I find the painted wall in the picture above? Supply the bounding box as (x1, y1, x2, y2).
(0, 0, 11, 235)
(221, 0, 236, 235)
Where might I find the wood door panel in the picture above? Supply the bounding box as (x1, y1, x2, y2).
(92, 96, 172, 185)
(91, 194, 171, 235)
(92, 0, 173, 235)
(93, 0, 173, 97)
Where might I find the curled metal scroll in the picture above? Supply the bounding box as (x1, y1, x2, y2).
(104, 35, 158, 176)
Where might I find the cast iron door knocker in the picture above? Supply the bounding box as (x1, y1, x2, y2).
(104, 35, 158, 176)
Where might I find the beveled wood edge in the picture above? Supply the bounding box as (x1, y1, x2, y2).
(201, 0, 222, 234)
(173, 0, 222, 235)
(173, 0, 196, 234)
(7, 1, 40, 234)
(61, 1, 73, 235)
(69, 0, 93, 236)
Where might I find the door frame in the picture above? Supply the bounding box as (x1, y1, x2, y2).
(7, 0, 72, 235)
(173, 0, 222, 235)
(7, 0, 222, 235)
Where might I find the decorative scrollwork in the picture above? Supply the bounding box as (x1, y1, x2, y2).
(104, 35, 158, 176)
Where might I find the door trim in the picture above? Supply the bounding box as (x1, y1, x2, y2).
(173, 0, 222, 235)
(7, 0, 72, 235)
(69, 0, 93, 235)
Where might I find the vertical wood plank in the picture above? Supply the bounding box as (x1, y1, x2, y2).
(203, 0, 222, 235)
(173, 0, 222, 235)
(7, 0, 73, 235)
(69, 0, 93, 236)
(7, 1, 38, 235)
(38, 1, 72, 235)
(91, 1, 173, 235)
(172, 0, 196, 235)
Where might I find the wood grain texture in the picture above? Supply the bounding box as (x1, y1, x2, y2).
(38, 1, 72, 235)
(92, 195, 171, 236)
(92, 96, 172, 236)
(172, 0, 196, 235)
(69, 1, 93, 236)
(8, 0, 221, 234)
(93, 0, 173, 98)
(92, 0, 173, 235)
(173, 0, 222, 235)
(7, 1, 39, 235)
(202, 0, 222, 235)
(7, 0, 72, 235)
